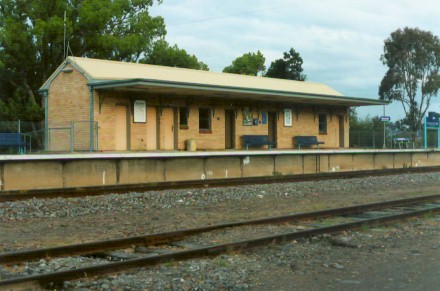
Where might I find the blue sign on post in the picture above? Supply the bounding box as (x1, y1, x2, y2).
(426, 112, 439, 128)
(424, 112, 440, 149)
(261, 111, 267, 124)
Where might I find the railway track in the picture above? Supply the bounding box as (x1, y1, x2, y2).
(1, 166, 440, 202)
(1, 194, 439, 289)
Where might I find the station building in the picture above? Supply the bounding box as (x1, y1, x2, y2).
(39, 57, 385, 152)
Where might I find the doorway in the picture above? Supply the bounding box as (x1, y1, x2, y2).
(146, 106, 157, 150)
(268, 112, 277, 148)
(338, 115, 345, 148)
(114, 105, 129, 151)
(225, 110, 235, 149)
(159, 108, 176, 150)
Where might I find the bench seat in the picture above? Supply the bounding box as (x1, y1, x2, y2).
(242, 135, 273, 150)
(0, 133, 28, 154)
(294, 136, 324, 149)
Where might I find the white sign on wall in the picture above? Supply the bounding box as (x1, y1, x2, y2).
(134, 100, 146, 123)
(284, 109, 292, 126)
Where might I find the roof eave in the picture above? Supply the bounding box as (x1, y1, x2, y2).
(39, 57, 93, 92)
(89, 78, 387, 107)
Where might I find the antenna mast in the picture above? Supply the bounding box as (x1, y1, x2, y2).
(63, 11, 66, 59)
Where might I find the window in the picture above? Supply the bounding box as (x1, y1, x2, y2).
(199, 108, 211, 132)
(179, 107, 188, 129)
(318, 113, 327, 134)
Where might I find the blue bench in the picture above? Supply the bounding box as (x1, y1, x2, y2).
(242, 135, 273, 150)
(294, 136, 324, 149)
(0, 133, 28, 154)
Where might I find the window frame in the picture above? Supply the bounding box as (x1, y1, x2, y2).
(199, 107, 212, 133)
(179, 107, 189, 130)
(318, 113, 327, 134)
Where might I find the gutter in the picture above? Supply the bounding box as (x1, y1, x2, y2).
(89, 78, 388, 106)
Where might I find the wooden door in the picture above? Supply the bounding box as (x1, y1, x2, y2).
(146, 106, 157, 150)
(115, 105, 128, 151)
(339, 115, 345, 148)
(225, 110, 235, 149)
(160, 108, 175, 150)
(268, 112, 277, 148)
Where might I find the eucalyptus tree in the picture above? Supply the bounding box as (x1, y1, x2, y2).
(379, 27, 440, 137)
(0, 0, 166, 120)
(265, 48, 307, 81)
(223, 51, 266, 76)
(145, 39, 209, 70)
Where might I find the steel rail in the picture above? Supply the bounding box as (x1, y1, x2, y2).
(1, 194, 439, 265)
(1, 204, 439, 288)
(1, 166, 440, 202)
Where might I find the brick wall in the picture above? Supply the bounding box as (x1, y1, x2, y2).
(48, 69, 350, 151)
(178, 106, 226, 150)
(48, 64, 90, 151)
(235, 109, 269, 149)
(95, 92, 121, 151)
(273, 108, 349, 149)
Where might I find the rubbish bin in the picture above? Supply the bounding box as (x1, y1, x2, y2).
(186, 139, 197, 151)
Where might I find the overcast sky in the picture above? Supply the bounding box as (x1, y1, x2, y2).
(150, 0, 440, 120)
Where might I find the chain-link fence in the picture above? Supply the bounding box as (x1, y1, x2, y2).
(2, 120, 439, 154)
(0, 120, 98, 154)
(349, 127, 439, 149)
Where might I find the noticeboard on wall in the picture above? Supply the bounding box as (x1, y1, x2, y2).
(243, 107, 253, 126)
(284, 109, 292, 126)
(134, 100, 146, 123)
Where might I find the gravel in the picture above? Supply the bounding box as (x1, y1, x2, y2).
(1, 172, 439, 222)
(1, 172, 439, 290)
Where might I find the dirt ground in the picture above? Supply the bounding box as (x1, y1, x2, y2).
(1, 184, 438, 251)
(250, 218, 440, 290)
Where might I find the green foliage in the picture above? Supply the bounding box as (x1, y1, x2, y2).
(223, 51, 265, 76)
(143, 39, 208, 70)
(265, 48, 307, 81)
(379, 27, 440, 133)
(349, 109, 382, 130)
(348, 107, 359, 128)
(0, 0, 166, 121)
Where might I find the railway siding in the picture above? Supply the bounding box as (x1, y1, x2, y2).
(1, 195, 439, 288)
(1, 172, 439, 289)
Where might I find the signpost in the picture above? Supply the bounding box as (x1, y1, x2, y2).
(380, 113, 390, 148)
(424, 112, 440, 149)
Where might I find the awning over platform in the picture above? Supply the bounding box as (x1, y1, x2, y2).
(40, 57, 387, 107)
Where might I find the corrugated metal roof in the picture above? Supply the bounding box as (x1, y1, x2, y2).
(68, 56, 343, 96)
(40, 56, 387, 106)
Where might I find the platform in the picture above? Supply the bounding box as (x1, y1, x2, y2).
(1, 149, 440, 192)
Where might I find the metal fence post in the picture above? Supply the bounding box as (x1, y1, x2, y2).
(48, 128, 51, 151)
(372, 128, 375, 148)
(95, 122, 99, 151)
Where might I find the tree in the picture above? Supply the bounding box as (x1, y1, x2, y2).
(0, 0, 166, 121)
(349, 109, 381, 130)
(379, 27, 440, 138)
(223, 51, 265, 76)
(144, 39, 208, 70)
(265, 48, 307, 81)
